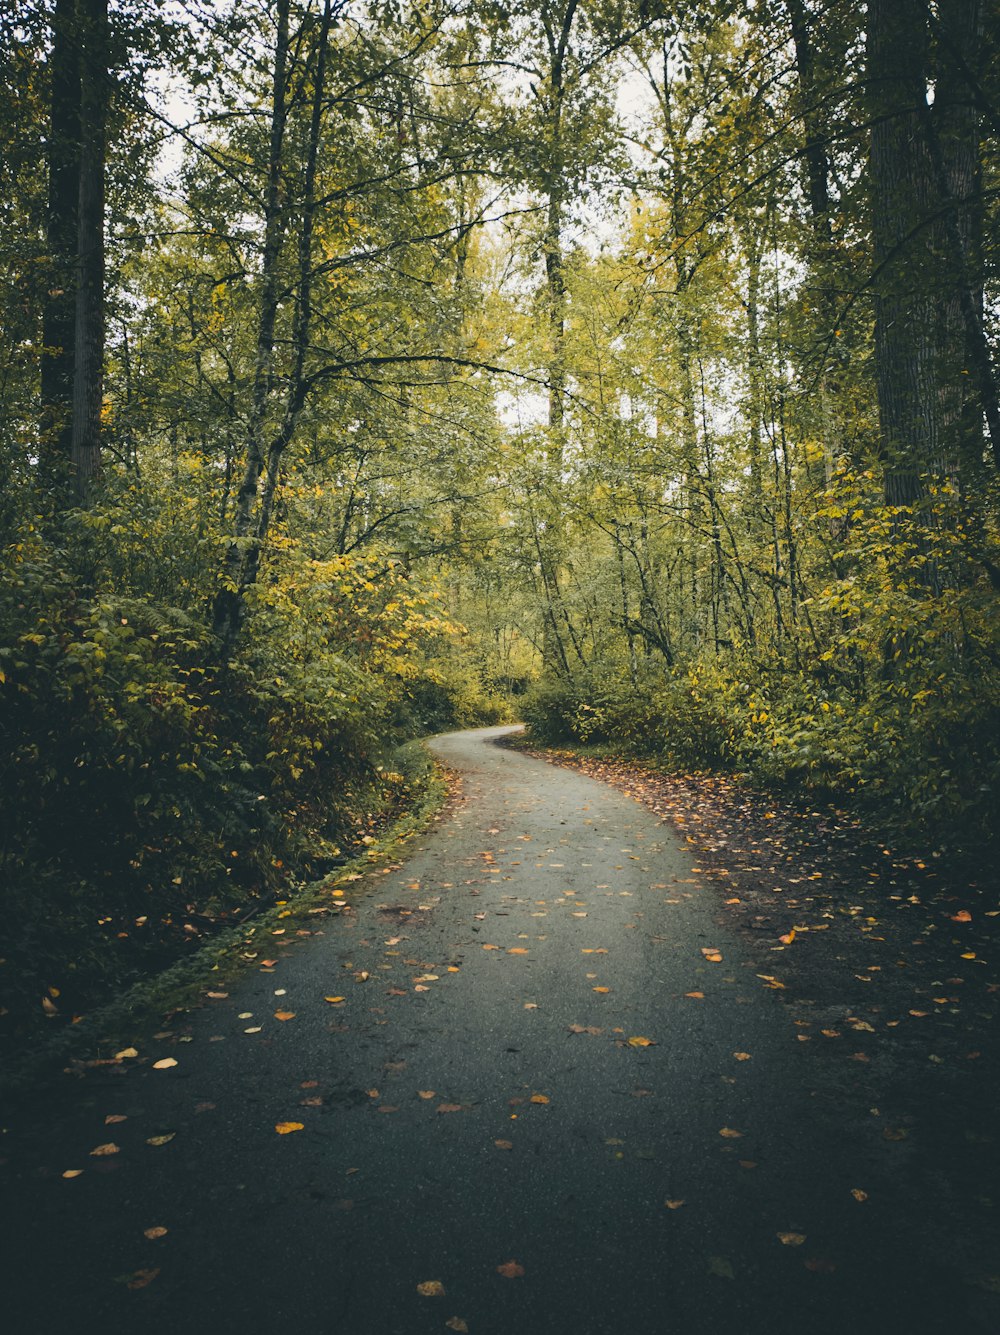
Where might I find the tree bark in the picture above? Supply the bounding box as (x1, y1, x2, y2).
(70, 0, 108, 501)
(868, 0, 942, 505)
(40, 0, 81, 491)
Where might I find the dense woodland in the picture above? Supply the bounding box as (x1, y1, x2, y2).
(2, 0, 999, 1030)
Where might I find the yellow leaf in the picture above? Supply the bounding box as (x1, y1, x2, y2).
(593, 986, 611, 994)
(733, 1052, 751, 1061)
(777, 1232, 807, 1246)
(146, 1133, 176, 1147)
(685, 990, 705, 999)
(143, 1226, 168, 1240)
(62, 1169, 84, 1178)
(851, 1188, 868, 1202)
(274, 1010, 296, 1021)
(507, 948, 529, 955)
(115, 1047, 138, 1060)
(324, 996, 345, 1004)
(275, 1121, 304, 1134)
(628, 1036, 656, 1048)
(664, 1199, 685, 1210)
(701, 948, 722, 962)
(417, 1090, 435, 1099)
(90, 1143, 119, 1156)
(152, 1058, 177, 1069)
(445, 1319, 469, 1332)
(530, 1093, 550, 1104)
(719, 1127, 743, 1138)
(416, 1280, 445, 1297)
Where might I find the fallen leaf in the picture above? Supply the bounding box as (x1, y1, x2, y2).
(90, 1143, 119, 1157)
(529, 1093, 550, 1104)
(883, 1127, 908, 1141)
(377, 1105, 399, 1114)
(507, 948, 529, 955)
(417, 1280, 445, 1297)
(778, 1232, 807, 1247)
(592, 986, 611, 994)
(494, 1139, 513, 1150)
(146, 1133, 176, 1147)
(143, 1227, 168, 1240)
(105, 1114, 127, 1125)
(445, 1319, 469, 1333)
(496, 1261, 525, 1279)
(260, 959, 278, 968)
(568, 1024, 603, 1035)
(733, 1052, 751, 1061)
(627, 1036, 656, 1048)
(851, 1188, 868, 1202)
(738, 1160, 757, 1169)
(62, 1170, 84, 1178)
(719, 1127, 742, 1139)
(115, 1047, 138, 1060)
(127, 1268, 160, 1290)
(482, 944, 500, 951)
(418, 1090, 436, 1100)
(701, 948, 723, 962)
(324, 996, 346, 1004)
(275, 1121, 304, 1134)
(952, 910, 972, 922)
(436, 1103, 463, 1114)
(244, 1026, 262, 1034)
(152, 1058, 177, 1070)
(274, 1010, 296, 1021)
(205, 991, 228, 999)
(685, 991, 705, 999)
(664, 1199, 685, 1210)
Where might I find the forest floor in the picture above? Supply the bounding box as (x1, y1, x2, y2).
(2, 726, 998, 1334)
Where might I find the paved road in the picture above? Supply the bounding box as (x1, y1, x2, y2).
(2, 727, 973, 1333)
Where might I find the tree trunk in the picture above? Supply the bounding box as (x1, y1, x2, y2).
(70, 0, 108, 501)
(870, 0, 961, 501)
(40, 0, 81, 492)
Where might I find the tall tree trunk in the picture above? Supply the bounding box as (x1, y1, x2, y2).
(70, 0, 108, 501)
(40, 0, 81, 492)
(212, 0, 292, 654)
(213, 0, 335, 659)
(868, 0, 942, 506)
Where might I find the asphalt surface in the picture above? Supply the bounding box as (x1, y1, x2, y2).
(1, 727, 986, 1334)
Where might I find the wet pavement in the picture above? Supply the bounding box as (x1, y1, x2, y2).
(2, 727, 991, 1334)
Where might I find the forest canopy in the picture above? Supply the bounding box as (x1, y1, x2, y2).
(1, 0, 999, 1032)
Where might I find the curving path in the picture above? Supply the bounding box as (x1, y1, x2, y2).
(2, 727, 972, 1333)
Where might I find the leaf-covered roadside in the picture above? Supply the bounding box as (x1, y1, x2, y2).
(519, 740, 1000, 1292)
